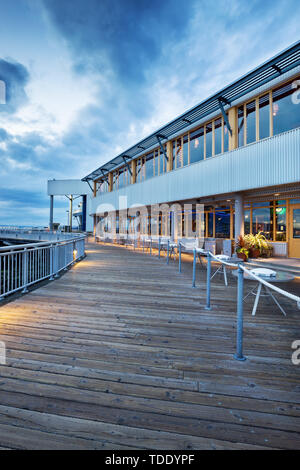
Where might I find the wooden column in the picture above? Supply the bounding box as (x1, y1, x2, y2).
(131, 160, 136, 184)
(167, 141, 173, 172)
(228, 107, 238, 151)
(108, 172, 113, 192)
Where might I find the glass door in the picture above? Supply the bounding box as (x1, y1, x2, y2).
(289, 204, 300, 258)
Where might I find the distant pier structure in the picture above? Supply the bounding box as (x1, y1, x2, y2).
(47, 179, 93, 232)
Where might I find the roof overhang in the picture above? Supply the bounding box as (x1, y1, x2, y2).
(82, 40, 300, 182)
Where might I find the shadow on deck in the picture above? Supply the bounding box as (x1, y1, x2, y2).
(0, 241, 299, 450)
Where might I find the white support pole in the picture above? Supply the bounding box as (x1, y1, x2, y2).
(49, 195, 54, 231)
(69, 195, 73, 232)
(234, 193, 244, 243)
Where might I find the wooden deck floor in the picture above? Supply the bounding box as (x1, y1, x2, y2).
(0, 241, 299, 450)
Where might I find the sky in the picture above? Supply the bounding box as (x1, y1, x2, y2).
(0, 0, 299, 226)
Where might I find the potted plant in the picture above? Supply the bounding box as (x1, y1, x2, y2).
(236, 247, 249, 261)
(243, 232, 272, 258)
(235, 235, 249, 261)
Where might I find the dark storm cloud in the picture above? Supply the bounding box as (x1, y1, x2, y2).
(43, 0, 195, 85)
(0, 59, 29, 113)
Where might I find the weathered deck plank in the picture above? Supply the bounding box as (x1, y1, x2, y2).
(0, 241, 299, 449)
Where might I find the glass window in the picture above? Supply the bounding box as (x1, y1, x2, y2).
(136, 158, 142, 182)
(118, 168, 124, 189)
(252, 201, 270, 207)
(190, 127, 204, 163)
(290, 199, 300, 204)
(141, 157, 146, 181)
(223, 118, 229, 153)
(183, 134, 189, 166)
(275, 206, 286, 241)
(208, 212, 214, 237)
(215, 210, 230, 238)
(252, 207, 273, 240)
(113, 171, 118, 190)
(246, 100, 256, 144)
(214, 118, 222, 155)
(238, 105, 244, 147)
(272, 79, 300, 135)
(293, 208, 300, 238)
(172, 141, 176, 167)
(154, 149, 159, 176)
(159, 148, 165, 174)
(244, 209, 251, 234)
(145, 152, 154, 179)
(176, 138, 182, 168)
(205, 122, 212, 158)
(259, 94, 270, 139)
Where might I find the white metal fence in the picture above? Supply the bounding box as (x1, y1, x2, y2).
(0, 236, 85, 300)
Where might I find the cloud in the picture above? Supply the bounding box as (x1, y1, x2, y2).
(0, 58, 29, 113)
(43, 0, 195, 86)
(1, 0, 300, 227)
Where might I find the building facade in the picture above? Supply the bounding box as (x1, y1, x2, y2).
(82, 41, 300, 258)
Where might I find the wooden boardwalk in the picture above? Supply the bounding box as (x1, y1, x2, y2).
(0, 241, 299, 450)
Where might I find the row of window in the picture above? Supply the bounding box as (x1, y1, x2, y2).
(100, 199, 300, 240)
(96, 76, 300, 195)
(238, 77, 300, 146)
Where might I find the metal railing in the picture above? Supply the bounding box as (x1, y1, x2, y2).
(0, 235, 85, 300)
(98, 236, 300, 361)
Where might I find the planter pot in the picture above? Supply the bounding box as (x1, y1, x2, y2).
(249, 248, 260, 258)
(237, 252, 248, 262)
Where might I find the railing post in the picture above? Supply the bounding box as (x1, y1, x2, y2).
(234, 263, 246, 361)
(166, 239, 170, 265)
(192, 248, 196, 288)
(22, 248, 29, 293)
(49, 244, 54, 280)
(54, 243, 59, 278)
(205, 252, 211, 310)
(150, 239, 152, 256)
(158, 238, 161, 259)
(178, 242, 182, 273)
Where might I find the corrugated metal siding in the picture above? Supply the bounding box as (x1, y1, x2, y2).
(91, 128, 300, 214)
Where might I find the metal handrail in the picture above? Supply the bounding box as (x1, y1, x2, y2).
(0, 235, 86, 300)
(194, 248, 300, 361)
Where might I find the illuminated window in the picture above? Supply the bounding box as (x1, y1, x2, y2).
(190, 126, 204, 163)
(238, 105, 244, 147)
(214, 118, 222, 155)
(223, 118, 229, 153)
(273, 79, 300, 135)
(246, 100, 256, 144)
(205, 122, 213, 158)
(183, 134, 189, 166)
(252, 206, 273, 240)
(259, 94, 270, 139)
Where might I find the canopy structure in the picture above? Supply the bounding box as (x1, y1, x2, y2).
(82, 40, 300, 182)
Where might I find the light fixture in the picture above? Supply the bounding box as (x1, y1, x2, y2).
(273, 103, 279, 116)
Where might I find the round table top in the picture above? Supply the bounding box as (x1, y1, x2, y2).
(232, 269, 295, 283)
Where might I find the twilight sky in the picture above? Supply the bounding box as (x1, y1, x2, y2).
(0, 0, 299, 226)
